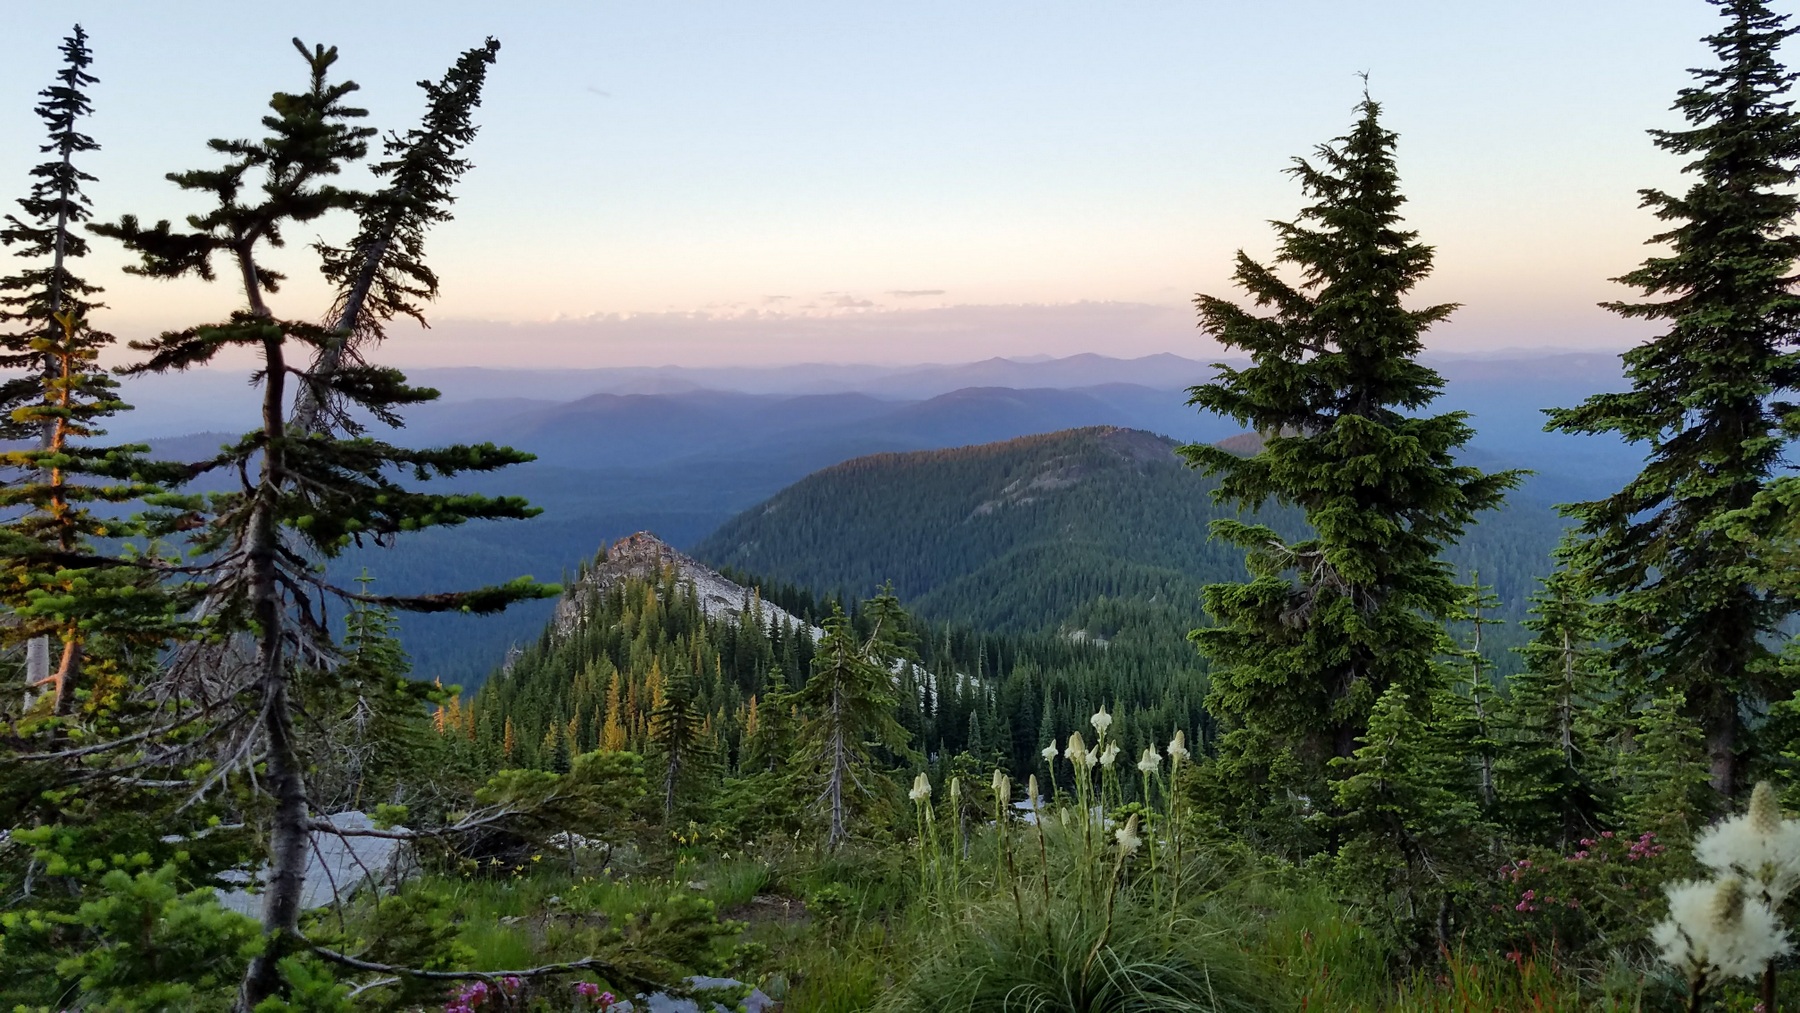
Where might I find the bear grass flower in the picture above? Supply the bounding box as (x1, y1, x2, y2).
(1696, 780, 1800, 908)
(1114, 813, 1142, 856)
(992, 768, 1010, 801)
(910, 772, 932, 803)
(1041, 741, 1058, 765)
(1091, 706, 1112, 740)
(1168, 729, 1189, 765)
(1652, 876, 1790, 985)
(1065, 732, 1089, 767)
(1137, 746, 1161, 775)
(1099, 743, 1120, 770)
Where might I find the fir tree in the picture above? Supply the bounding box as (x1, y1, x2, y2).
(0, 25, 104, 441)
(0, 312, 188, 718)
(649, 661, 708, 819)
(1619, 688, 1715, 844)
(1455, 570, 1503, 809)
(291, 39, 499, 435)
(88, 40, 548, 1008)
(1495, 546, 1607, 846)
(795, 604, 910, 847)
(1545, 0, 1800, 797)
(1180, 91, 1521, 807)
(1329, 685, 1491, 961)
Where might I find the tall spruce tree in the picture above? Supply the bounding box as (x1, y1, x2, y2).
(89, 40, 550, 1009)
(1546, 0, 1800, 798)
(0, 25, 104, 441)
(1, 26, 108, 699)
(1181, 92, 1521, 814)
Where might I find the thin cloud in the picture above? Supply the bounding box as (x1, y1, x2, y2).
(887, 289, 946, 298)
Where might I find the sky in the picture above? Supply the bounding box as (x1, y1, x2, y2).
(0, 1, 1730, 367)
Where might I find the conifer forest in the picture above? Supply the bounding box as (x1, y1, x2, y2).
(19, 3, 1800, 1011)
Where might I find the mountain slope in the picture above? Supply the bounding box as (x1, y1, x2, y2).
(693, 426, 1567, 645)
(694, 427, 1274, 632)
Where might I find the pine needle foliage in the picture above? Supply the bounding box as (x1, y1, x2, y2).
(1179, 92, 1522, 807)
(1545, 0, 1800, 798)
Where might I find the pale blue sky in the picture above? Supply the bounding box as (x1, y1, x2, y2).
(1, 2, 1726, 365)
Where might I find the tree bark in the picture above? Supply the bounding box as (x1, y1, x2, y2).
(235, 264, 312, 1013)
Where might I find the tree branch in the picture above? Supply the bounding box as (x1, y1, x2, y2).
(305, 941, 665, 994)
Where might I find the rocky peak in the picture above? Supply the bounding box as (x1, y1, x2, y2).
(550, 531, 817, 641)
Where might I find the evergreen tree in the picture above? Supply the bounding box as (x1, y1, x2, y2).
(794, 604, 910, 847)
(1545, 0, 1800, 798)
(0, 25, 104, 441)
(649, 661, 708, 819)
(1617, 688, 1714, 844)
(1454, 571, 1503, 809)
(291, 39, 499, 436)
(1329, 684, 1491, 962)
(1495, 546, 1607, 845)
(89, 40, 546, 1009)
(0, 311, 187, 718)
(1180, 91, 1521, 810)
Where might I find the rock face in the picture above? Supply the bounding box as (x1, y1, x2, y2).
(216, 811, 417, 915)
(552, 531, 820, 641)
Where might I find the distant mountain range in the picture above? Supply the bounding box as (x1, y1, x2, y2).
(107, 351, 1636, 685)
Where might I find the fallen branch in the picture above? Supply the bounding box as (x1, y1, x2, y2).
(306, 941, 665, 994)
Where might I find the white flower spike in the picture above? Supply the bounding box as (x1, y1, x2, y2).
(909, 772, 932, 803)
(1091, 706, 1113, 740)
(1115, 813, 1142, 856)
(1138, 745, 1161, 774)
(1696, 780, 1800, 908)
(1099, 743, 1121, 769)
(1066, 732, 1089, 767)
(1041, 741, 1059, 765)
(1652, 876, 1791, 984)
(1168, 729, 1190, 765)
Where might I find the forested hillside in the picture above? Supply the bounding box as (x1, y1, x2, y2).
(475, 532, 1212, 784)
(696, 426, 1565, 662)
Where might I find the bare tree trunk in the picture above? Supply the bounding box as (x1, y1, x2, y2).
(51, 639, 81, 717)
(1706, 702, 1737, 800)
(24, 132, 76, 711)
(23, 638, 50, 709)
(236, 273, 312, 1013)
(289, 232, 390, 434)
(827, 684, 846, 847)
